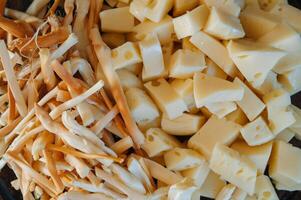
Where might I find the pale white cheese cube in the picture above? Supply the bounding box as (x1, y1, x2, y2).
(255, 175, 279, 200)
(273, 51, 301, 74)
(181, 162, 210, 187)
(199, 171, 227, 199)
(144, 0, 173, 23)
(168, 178, 200, 200)
(117, 69, 143, 90)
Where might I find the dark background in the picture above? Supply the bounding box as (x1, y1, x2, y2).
(0, 0, 301, 199)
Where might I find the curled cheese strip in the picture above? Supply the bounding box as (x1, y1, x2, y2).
(39, 48, 57, 90)
(4, 8, 43, 25)
(0, 117, 21, 137)
(63, 0, 75, 26)
(26, 0, 50, 16)
(0, 16, 34, 38)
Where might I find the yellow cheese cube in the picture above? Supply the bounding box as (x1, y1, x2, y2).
(99, 7, 134, 32)
(225, 107, 249, 126)
(193, 73, 244, 108)
(269, 140, 301, 186)
(112, 42, 142, 70)
(133, 15, 174, 45)
(203, 57, 228, 79)
(144, 0, 173, 23)
(258, 23, 301, 52)
(117, 69, 143, 90)
(168, 178, 200, 200)
(161, 113, 206, 136)
(173, 5, 209, 39)
(188, 115, 241, 159)
(255, 175, 279, 200)
(273, 51, 301, 74)
(199, 171, 226, 199)
(231, 141, 273, 174)
(125, 87, 160, 124)
(144, 78, 187, 119)
(240, 117, 274, 146)
(210, 144, 257, 195)
(181, 162, 210, 187)
(279, 67, 301, 95)
(142, 128, 181, 157)
(164, 148, 206, 171)
(234, 78, 265, 121)
(216, 184, 236, 200)
(205, 102, 237, 119)
(204, 0, 241, 17)
(173, 0, 199, 16)
(169, 49, 206, 79)
(276, 129, 295, 142)
(190, 31, 237, 77)
(227, 39, 286, 87)
(204, 7, 245, 40)
(129, 0, 147, 22)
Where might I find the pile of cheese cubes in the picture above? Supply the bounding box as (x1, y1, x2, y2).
(100, 0, 301, 199)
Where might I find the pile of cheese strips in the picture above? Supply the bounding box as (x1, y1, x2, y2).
(0, 0, 300, 199)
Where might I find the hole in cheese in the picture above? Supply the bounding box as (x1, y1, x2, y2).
(124, 51, 133, 60)
(112, 51, 118, 58)
(263, 191, 271, 198)
(148, 135, 154, 142)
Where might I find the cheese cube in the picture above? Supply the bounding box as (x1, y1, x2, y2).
(125, 87, 160, 124)
(139, 34, 166, 81)
(181, 162, 210, 187)
(193, 73, 244, 108)
(182, 37, 200, 53)
(188, 115, 241, 159)
(273, 51, 301, 74)
(225, 107, 249, 126)
(190, 31, 237, 77)
(117, 69, 143, 90)
(144, 78, 187, 120)
(199, 171, 227, 199)
(173, 5, 209, 39)
(161, 113, 206, 136)
(216, 184, 236, 200)
(231, 141, 273, 175)
(168, 178, 200, 200)
(240, 6, 281, 39)
(269, 140, 301, 186)
(144, 0, 173, 23)
(169, 49, 206, 79)
(164, 148, 206, 171)
(258, 23, 301, 52)
(252, 71, 282, 96)
(142, 128, 181, 157)
(112, 42, 142, 69)
(204, 0, 241, 16)
(227, 39, 286, 87)
(203, 57, 228, 79)
(173, 0, 199, 16)
(232, 188, 248, 200)
(210, 144, 257, 195)
(205, 102, 237, 119)
(102, 33, 126, 48)
(137, 117, 161, 132)
(133, 15, 174, 45)
(255, 175, 279, 200)
(234, 78, 265, 122)
(170, 79, 197, 112)
(279, 67, 301, 95)
(100, 7, 134, 32)
(204, 7, 245, 40)
(276, 129, 295, 142)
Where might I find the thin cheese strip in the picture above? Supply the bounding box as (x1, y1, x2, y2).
(0, 116, 21, 137)
(7, 86, 16, 124)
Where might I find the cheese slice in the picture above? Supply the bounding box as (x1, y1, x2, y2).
(204, 7, 245, 40)
(181, 162, 210, 187)
(188, 115, 241, 159)
(227, 39, 286, 87)
(205, 102, 237, 119)
(204, 0, 242, 17)
(173, 0, 199, 16)
(164, 148, 206, 171)
(278, 67, 301, 95)
(190, 31, 237, 77)
(144, 0, 173, 23)
(169, 49, 206, 79)
(255, 175, 279, 200)
(193, 73, 244, 108)
(117, 69, 143, 90)
(168, 178, 200, 200)
(144, 78, 187, 120)
(199, 171, 227, 199)
(173, 5, 209, 39)
(210, 144, 257, 195)
(231, 140, 273, 174)
(215, 184, 236, 200)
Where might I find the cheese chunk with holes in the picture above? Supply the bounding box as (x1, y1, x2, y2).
(193, 73, 244, 108)
(255, 175, 279, 200)
(190, 31, 236, 77)
(161, 113, 206, 136)
(273, 51, 301, 74)
(144, 0, 173, 23)
(269, 140, 301, 187)
(164, 148, 206, 171)
(205, 102, 237, 119)
(173, 0, 199, 16)
(279, 67, 301, 95)
(117, 69, 143, 90)
(210, 144, 257, 195)
(204, 0, 241, 16)
(227, 40, 286, 87)
(181, 162, 210, 187)
(216, 184, 236, 200)
(173, 5, 209, 39)
(199, 171, 227, 199)
(258, 23, 301, 52)
(125, 87, 159, 124)
(133, 15, 174, 45)
(168, 178, 200, 200)
(188, 115, 241, 159)
(100, 7, 134, 32)
(129, 0, 147, 22)
(203, 57, 228, 79)
(231, 141, 272, 174)
(145, 79, 187, 120)
(170, 79, 197, 112)
(112, 42, 142, 69)
(139, 34, 166, 81)
(142, 128, 181, 157)
(204, 7, 245, 40)
(234, 78, 265, 121)
(169, 49, 206, 79)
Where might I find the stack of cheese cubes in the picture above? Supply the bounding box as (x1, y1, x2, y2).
(100, 0, 301, 199)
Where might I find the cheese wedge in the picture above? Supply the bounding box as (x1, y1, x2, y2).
(173, 0, 199, 16)
(204, 0, 242, 17)
(188, 115, 241, 159)
(181, 162, 210, 187)
(144, 0, 173, 23)
(168, 178, 200, 200)
(255, 175, 279, 200)
(199, 171, 227, 199)
(193, 73, 244, 108)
